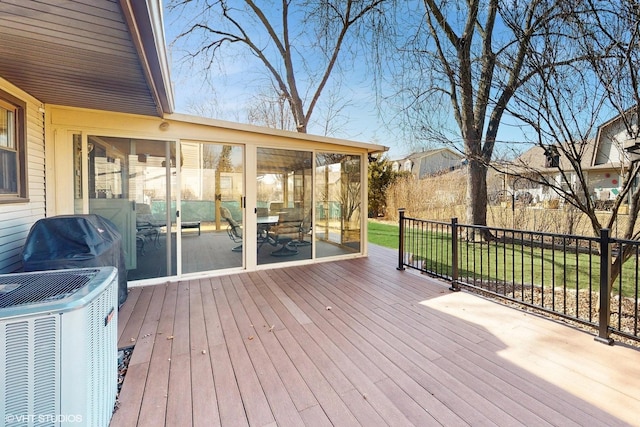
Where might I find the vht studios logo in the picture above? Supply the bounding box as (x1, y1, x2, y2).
(5, 414, 83, 424)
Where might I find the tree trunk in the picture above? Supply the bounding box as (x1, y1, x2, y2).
(466, 157, 492, 238)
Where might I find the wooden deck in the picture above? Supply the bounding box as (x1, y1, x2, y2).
(111, 245, 640, 426)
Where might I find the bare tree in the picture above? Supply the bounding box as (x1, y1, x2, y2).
(246, 87, 296, 131)
(184, 97, 222, 118)
(505, 58, 607, 233)
(313, 84, 353, 138)
(388, 1, 590, 232)
(169, 0, 387, 134)
(183, 94, 243, 122)
(504, 0, 640, 283)
(571, 0, 640, 284)
(246, 82, 352, 136)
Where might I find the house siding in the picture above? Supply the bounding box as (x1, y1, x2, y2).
(595, 119, 629, 165)
(0, 79, 46, 273)
(416, 150, 463, 178)
(392, 149, 464, 179)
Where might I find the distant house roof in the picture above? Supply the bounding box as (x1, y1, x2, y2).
(391, 147, 461, 162)
(0, 0, 173, 116)
(594, 106, 640, 156)
(390, 147, 464, 177)
(406, 147, 462, 161)
(511, 139, 624, 173)
(595, 106, 637, 136)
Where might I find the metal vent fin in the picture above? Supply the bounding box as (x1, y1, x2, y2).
(34, 317, 58, 418)
(0, 270, 99, 308)
(4, 322, 29, 417)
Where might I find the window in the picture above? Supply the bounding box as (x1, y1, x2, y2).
(0, 91, 26, 200)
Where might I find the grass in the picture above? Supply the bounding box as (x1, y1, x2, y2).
(368, 220, 638, 298)
(456, 240, 600, 292)
(367, 220, 400, 248)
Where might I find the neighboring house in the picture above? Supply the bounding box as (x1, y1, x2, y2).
(507, 117, 630, 207)
(0, 1, 386, 282)
(391, 148, 465, 179)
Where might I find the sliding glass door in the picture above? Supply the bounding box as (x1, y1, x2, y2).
(75, 136, 247, 279)
(74, 135, 176, 280)
(180, 142, 244, 274)
(257, 147, 312, 265)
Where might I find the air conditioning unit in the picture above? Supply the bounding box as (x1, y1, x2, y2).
(0, 267, 118, 427)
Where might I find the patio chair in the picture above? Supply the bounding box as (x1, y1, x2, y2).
(269, 212, 301, 257)
(136, 203, 165, 254)
(290, 213, 311, 247)
(220, 206, 243, 252)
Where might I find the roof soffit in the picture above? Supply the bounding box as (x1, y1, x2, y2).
(0, 0, 173, 116)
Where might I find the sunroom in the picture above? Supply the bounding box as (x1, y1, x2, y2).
(47, 108, 384, 284)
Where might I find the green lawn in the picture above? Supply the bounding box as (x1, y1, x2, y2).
(367, 220, 399, 248)
(368, 220, 637, 298)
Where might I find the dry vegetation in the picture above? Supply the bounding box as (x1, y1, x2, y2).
(384, 171, 635, 239)
(385, 170, 468, 222)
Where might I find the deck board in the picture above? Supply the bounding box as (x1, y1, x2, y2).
(298, 404, 333, 427)
(279, 265, 508, 425)
(117, 287, 141, 341)
(225, 274, 305, 426)
(111, 245, 640, 427)
(165, 282, 193, 427)
(189, 280, 219, 427)
(254, 270, 356, 396)
(137, 284, 175, 426)
(117, 286, 153, 349)
(201, 277, 247, 426)
(234, 273, 318, 412)
(215, 275, 276, 426)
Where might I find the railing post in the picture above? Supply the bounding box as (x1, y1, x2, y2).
(397, 208, 405, 271)
(595, 228, 614, 345)
(450, 217, 460, 291)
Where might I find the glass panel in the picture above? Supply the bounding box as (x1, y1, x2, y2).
(0, 105, 16, 194)
(257, 147, 312, 265)
(0, 149, 17, 194)
(0, 105, 14, 149)
(180, 142, 244, 273)
(84, 136, 176, 281)
(130, 139, 177, 279)
(315, 153, 362, 257)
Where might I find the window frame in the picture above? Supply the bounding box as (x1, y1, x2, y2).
(0, 89, 27, 203)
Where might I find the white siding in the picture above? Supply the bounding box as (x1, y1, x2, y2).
(417, 151, 462, 178)
(596, 119, 630, 165)
(0, 80, 46, 272)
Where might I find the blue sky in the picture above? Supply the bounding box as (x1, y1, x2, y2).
(161, 2, 532, 160)
(162, 3, 401, 154)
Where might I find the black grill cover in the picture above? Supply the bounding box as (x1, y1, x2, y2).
(21, 214, 127, 306)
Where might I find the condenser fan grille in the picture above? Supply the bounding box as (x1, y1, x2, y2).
(0, 270, 98, 308)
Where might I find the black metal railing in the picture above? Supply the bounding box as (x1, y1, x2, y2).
(397, 209, 640, 344)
